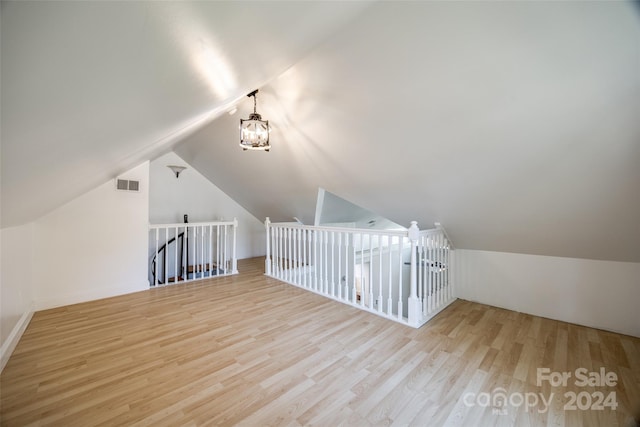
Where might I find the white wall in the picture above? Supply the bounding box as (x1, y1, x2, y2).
(149, 152, 265, 259)
(455, 249, 640, 338)
(33, 162, 150, 310)
(174, 1, 640, 263)
(1, 224, 36, 370)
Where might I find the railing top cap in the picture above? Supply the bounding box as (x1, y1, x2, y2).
(268, 221, 452, 246)
(268, 222, 408, 235)
(149, 220, 235, 229)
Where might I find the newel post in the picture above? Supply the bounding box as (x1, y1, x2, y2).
(265, 217, 271, 275)
(232, 218, 238, 274)
(408, 221, 421, 327)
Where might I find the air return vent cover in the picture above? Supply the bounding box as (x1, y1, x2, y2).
(116, 179, 140, 192)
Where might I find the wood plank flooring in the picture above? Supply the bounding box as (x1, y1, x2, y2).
(1, 257, 639, 426)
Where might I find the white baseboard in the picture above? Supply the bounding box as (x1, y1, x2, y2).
(1, 302, 35, 373)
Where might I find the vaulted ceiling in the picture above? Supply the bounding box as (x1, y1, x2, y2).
(3, 1, 639, 262)
(1, 0, 370, 226)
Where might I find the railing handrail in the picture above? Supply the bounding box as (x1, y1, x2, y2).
(149, 220, 235, 229)
(418, 227, 441, 235)
(268, 221, 409, 237)
(269, 221, 453, 247)
(433, 222, 454, 249)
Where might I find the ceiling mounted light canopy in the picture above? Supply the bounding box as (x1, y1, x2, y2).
(240, 89, 270, 151)
(167, 165, 187, 178)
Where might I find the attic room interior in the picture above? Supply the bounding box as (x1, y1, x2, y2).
(1, 1, 639, 425)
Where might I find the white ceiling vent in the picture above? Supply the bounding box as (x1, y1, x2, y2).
(116, 178, 140, 192)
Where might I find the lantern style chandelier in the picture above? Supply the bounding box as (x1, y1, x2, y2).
(239, 89, 270, 151)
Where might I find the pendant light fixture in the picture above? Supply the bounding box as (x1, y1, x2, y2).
(240, 89, 270, 151)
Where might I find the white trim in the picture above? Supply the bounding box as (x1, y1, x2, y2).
(314, 188, 325, 226)
(1, 302, 35, 373)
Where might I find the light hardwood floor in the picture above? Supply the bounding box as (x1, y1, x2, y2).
(1, 257, 639, 426)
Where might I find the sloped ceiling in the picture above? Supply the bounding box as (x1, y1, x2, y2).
(316, 189, 404, 231)
(0, 0, 371, 227)
(175, 1, 640, 262)
(2, 1, 639, 262)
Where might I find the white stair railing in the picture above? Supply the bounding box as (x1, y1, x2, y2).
(149, 219, 238, 287)
(264, 218, 455, 328)
(415, 223, 454, 324)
